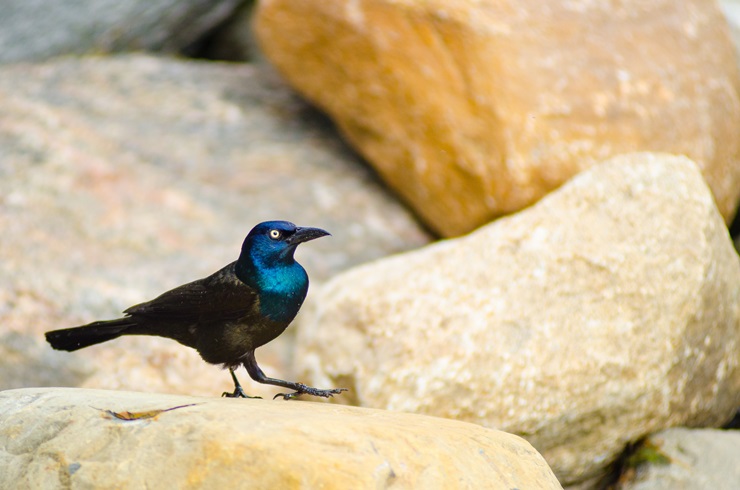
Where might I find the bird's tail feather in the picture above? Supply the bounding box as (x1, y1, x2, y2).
(45, 317, 137, 352)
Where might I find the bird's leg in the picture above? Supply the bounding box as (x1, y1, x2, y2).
(242, 351, 347, 400)
(222, 367, 262, 399)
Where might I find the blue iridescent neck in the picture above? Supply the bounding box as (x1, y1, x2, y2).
(235, 242, 309, 324)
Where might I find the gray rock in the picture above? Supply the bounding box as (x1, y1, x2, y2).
(296, 153, 740, 486)
(0, 55, 429, 397)
(0, 0, 242, 64)
(0, 388, 563, 489)
(720, 0, 740, 62)
(618, 428, 740, 490)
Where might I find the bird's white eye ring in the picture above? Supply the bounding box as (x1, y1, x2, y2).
(269, 229, 281, 239)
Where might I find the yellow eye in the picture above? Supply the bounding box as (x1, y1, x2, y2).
(269, 229, 281, 239)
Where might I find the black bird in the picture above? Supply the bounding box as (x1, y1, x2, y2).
(45, 220, 347, 400)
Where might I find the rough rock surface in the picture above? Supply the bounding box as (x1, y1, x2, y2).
(618, 428, 740, 490)
(296, 153, 740, 485)
(0, 55, 429, 398)
(0, 0, 242, 63)
(255, 0, 740, 236)
(0, 388, 562, 489)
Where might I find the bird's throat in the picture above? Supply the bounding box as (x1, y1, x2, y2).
(235, 256, 309, 324)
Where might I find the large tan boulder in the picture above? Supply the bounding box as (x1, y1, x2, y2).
(295, 153, 740, 485)
(255, 0, 740, 236)
(0, 388, 562, 489)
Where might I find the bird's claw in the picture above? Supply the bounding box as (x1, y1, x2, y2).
(222, 387, 262, 399)
(273, 392, 298, 400)
(273, 386, 348, 400)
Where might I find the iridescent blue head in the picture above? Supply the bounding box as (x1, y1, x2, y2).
(235, 221, 329, 323)
(234, 220, 330, 288)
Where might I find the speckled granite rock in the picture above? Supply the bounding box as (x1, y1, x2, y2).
(0, 0, 241, 63)
(0, 54, 429, 398)
(617, 428, 740, 490)
(296, 153, 740, 485)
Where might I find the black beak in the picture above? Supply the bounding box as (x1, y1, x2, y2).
(287, 226, 331, 245)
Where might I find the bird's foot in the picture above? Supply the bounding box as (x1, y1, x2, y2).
(273, 384, 348, 400)
(222, 386, 262, 399)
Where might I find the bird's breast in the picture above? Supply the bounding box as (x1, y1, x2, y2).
(256, 266, 309, 324)
(258, 288, 306, 324)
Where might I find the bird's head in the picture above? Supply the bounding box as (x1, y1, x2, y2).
(239, 220, 330, 268)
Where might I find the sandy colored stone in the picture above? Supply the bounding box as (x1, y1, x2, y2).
(295, 153, 740, 485)
(618, 428, 740, 490)
(0, 55, 429, 398)
(255, 0, 740, 236)
(0, 388, 562, 489)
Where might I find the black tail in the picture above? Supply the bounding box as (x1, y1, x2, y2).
(45, 317, 137, 352)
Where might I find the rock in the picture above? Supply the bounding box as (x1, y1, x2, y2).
(616, 428, 740, 490)
(254, 0, 740, 236)
(0, 55, 430, 398)
(0, 0, 242, 64)
(720, 1, 740, 58)
(0, 388, 563, 489)
(295, 153, 740, 485)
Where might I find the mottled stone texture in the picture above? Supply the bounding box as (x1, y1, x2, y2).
(0, 0, 242, 63)
(255, 0, 740, 236)
(0, 388, 562, 489)
(296, 153, 740, 485)
(0, 55, 429, 398)
(619, 428, 740, 490)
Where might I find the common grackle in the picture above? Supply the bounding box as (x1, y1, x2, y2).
(45, 220, 347, 400)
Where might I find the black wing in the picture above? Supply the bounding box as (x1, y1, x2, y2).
(123, 262, 258, 322)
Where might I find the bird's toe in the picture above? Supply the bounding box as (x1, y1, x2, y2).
(222, 388, 262, 399)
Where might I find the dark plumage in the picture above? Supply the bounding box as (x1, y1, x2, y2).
(45, 220, 347, 400)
